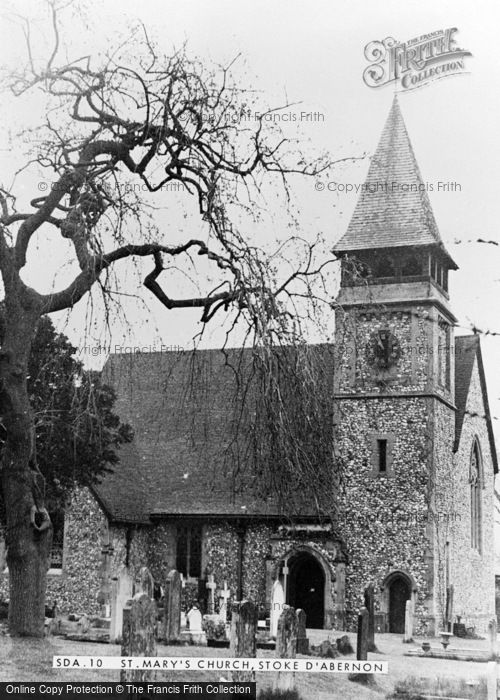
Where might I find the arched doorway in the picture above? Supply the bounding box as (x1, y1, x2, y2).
(388, 575, 411, 633)
(287, 552, 325, 629)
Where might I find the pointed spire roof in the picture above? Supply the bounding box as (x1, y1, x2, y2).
(334, 96, 457, 267)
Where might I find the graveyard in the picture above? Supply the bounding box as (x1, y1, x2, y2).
(1, 564, 496, 699)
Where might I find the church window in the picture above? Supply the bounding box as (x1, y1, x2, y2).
(377, 439, 388, 472)
(470, 440, 482, 552)
(438, 320, 451, 390)
(176, 525, 202, 578)
(370, 433, 394, 475)
(49, 511, 65, 571)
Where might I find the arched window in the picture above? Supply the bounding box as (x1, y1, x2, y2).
(470, 440, 482, 552)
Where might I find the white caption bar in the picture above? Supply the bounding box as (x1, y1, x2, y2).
(53, 657, 388, 674)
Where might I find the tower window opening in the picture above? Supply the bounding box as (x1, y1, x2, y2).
(377, 439, 388, 472)
(402, 255, 421, 276)
(375, 257, 395, 278)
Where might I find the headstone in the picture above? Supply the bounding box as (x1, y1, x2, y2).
(274, 605, 298, 692)
(296, 608, 309, 654)
(445, 584, 454, 632)
(187, 606, 203, 633)
(164, 569, 182, 643)
(403, 599, 414, 644)
(488, 618, 497, 659)
(206, 574, 217, 615)
(364, 584, 377, 652)
(77, 614, 90, 634)
(230, 600, 257, 682)
(356, 607, 369, 661)
(137, 566, 155, 599)
(270, 579, 285, 638)
(219, 580, 231, 623)
(120, 593, 158, 682)
(183, 605, 206, 644)
(110, 567, 134, 643)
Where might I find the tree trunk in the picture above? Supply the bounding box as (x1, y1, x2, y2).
(0, 298, 50, 636)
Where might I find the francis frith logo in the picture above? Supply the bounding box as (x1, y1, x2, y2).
(363, 28, 472, 90)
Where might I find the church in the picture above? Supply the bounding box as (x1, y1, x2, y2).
(3, 98, 495, 637)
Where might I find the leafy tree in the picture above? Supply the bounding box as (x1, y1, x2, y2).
(26, 316, 132, 506)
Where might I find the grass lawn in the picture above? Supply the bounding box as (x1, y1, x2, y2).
(0, 628, 494, 699)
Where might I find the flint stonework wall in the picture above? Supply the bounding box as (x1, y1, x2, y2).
(336, 395, 433, 633)
(450, 358, 496, 633)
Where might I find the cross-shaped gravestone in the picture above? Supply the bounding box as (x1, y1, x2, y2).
(206, 574, 217, 614)
(218, 580, 231, 623)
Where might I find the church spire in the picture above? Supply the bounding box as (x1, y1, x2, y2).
(334, 96, 457, 269)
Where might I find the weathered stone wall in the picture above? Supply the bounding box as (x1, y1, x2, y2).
(449, 358, 496, 633)
(0, 487, 107, 615)
(335, 394, 433, 632)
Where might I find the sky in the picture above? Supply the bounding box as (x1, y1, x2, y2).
(1, 0, 500, 448)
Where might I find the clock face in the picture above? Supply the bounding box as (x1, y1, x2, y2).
(366, 330, 401, 370)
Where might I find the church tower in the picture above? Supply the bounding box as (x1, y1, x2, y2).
(333, 97, 458, 635)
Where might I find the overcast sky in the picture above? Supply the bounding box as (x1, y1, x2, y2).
(1, 0, 500, 449)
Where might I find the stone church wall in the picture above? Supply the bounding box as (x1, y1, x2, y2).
(336, 395, 433, 633)
(0, 488, 107, 615)
(450, 358, 496, 633)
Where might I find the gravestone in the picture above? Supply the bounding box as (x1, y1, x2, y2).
(296, 608, 309, 654)
(270, 579, 285, 638)
(180, 611, 187, 629)
(164, 569, 182, 643)
(219, 581, 231, 623)
(445, 584, 454, 633)
(230, 600, 257, 682)
(356, 606, 369, 661)
(403, 599, 414, 644)
(187, 606, 203, 633)
(364, 584, 377, 652)
(206, 574, 217, 615)
(488, 618, 497, 659)
(183, 606, 206, 645)
(110, 567, 134, 643)
(274, 606, 298, 692)
(137, 566, 155, 599)
(120, 593, 157, 682)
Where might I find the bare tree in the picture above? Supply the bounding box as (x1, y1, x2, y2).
(0, 6, 343, 635)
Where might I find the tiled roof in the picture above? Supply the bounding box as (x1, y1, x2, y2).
(93, 346, 335, 523)
(454, 335, 498, 472)
(333, 97, 457, 267)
